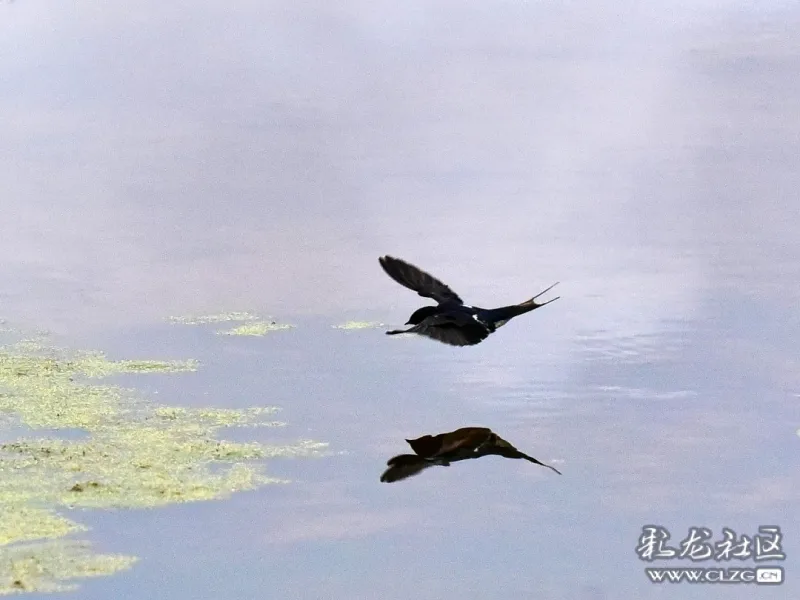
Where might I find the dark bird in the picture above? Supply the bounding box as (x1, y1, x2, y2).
(379, 255, 558, 346)
(380, 426, 561, 483)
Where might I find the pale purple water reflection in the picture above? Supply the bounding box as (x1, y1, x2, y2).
(1, 1, 798, 598)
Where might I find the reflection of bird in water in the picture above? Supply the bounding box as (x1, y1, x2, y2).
(380, 427, 561, 483)
(378, 255, 559, 346)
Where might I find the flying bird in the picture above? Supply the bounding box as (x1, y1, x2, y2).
(380, 426, 561, 483)
(379, 255, 558, 346)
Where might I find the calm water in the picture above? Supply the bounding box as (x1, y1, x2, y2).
(1, 1, 799, 598)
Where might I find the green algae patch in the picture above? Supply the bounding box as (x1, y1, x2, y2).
(217, 321, 294, 336)
(0, 336, 327, 593)
(0, 348, 197, 431)
(260, 439, 329, 458)
(169, 313, 294, 336)
(0, 508, 84, 547)
(153, 406, 284, 428)
(77, 357, 199, 377)
(168, 312, 260, 325)
(332, 321, 384, 330)
(0, 540, 136, 595)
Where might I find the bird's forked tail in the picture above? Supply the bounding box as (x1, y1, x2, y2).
(477, 282, 560, 329)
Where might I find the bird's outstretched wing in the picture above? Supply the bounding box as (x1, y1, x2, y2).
(379, 256, 463, 305)
(405, 313, 489, 346)
(380, 454, 437, 482)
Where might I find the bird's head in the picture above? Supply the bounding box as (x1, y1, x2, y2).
(406, 306, 438, 325)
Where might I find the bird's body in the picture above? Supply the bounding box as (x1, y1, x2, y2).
(378, 255, 558, 346)
(380, 426, 561, 483)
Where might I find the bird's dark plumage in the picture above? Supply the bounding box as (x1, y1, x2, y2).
(379, 454, 441, 483)
(380, 426, 561, 483)
(379, 255, 463, 305)
(389, 312, 491, 346)
(379, 255, 558, 346)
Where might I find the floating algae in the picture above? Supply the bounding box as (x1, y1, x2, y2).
(0, 347, 197, 430)
(0, 540, 136, 594)
(217, 321, 294, 336)
(167, 312, 261, 325)
(0, 507, 83, 547)
(331, 321, 384, 330)
(0, 336, 326, 594)
(169, 313, 294, 336)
